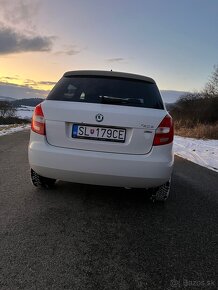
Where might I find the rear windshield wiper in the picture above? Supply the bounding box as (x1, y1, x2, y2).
(99, 95, 143, 105)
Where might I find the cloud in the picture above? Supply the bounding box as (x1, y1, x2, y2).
(0, 81, 49, 99)
(55, 45, 82, 56)
(0, 0, 41, 29)
(0, 25, 53, 55)
(38, 81, 57, 86)
(0, 77, 56, 99)
(0, 2, 81, 57)
(106, 58, 125, 63)
(0, 76, 19, 81)
(0, 77, 56, 88)
(22, 79, 56, 87)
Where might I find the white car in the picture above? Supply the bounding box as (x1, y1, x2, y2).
(28, 70, 174, 201)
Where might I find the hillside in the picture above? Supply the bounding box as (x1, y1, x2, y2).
(12, 98, 44, 107)
(0, 96, 16, 102)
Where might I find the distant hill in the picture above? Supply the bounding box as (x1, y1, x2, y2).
(12, 98, 44, 107)
(160, 90, 188, 103)
(0, 96, 16, 102)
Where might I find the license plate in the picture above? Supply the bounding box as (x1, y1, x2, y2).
(72, 124, 126, 142)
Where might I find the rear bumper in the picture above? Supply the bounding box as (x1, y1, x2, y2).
(28, 132, 174, 188)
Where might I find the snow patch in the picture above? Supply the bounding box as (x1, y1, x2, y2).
(16, 106, 34, 119)
(0, 125, 30, 137)
(174, 136, 218, 172)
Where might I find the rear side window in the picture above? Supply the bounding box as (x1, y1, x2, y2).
(47, 76, 164, 109)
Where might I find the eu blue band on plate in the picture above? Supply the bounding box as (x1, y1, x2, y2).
(72, 125, 78, 137)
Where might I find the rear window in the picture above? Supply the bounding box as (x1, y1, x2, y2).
(47, 76, 164, 109)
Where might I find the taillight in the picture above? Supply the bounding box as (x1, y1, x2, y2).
(153, 115, 174, 146)
(31, 103, 46, 135)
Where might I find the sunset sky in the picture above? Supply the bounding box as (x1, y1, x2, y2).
(0, 0, 218, 100)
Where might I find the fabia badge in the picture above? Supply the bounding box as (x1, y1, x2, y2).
(95, 113, 104, 122)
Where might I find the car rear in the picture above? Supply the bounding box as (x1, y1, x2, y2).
(29, 70, 174, 192)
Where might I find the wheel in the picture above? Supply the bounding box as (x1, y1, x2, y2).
(148, 179, 171, 202)
(31, 169, 56, 189)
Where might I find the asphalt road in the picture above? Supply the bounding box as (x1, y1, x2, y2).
(0, 130, 217, 290)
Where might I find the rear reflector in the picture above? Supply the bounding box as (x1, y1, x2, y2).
(153, 115, 174, 146)
(31, 103, 46, 135)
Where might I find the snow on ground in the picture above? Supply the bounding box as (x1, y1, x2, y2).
(174, 136, 218, 172)
(16, 106, 34, 119)
(0, 124, 30, 137)
(0, 106, 32, 136)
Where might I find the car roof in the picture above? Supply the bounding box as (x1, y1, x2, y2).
(63, 70, 155, 84)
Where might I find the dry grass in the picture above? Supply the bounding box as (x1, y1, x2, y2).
(174, 120, 218, 139)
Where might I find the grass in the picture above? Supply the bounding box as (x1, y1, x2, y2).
(174, 120, 218, 140)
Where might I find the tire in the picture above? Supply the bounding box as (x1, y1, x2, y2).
(31, 169, 56, 189)
(148, 178, 171, 202)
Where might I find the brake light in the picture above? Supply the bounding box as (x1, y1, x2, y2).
(31, 103, 46, 135)
(153, 115, 174, 146)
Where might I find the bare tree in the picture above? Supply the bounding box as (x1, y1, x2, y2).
(204, 65, 218, 96)
(0, 101, 16, 117)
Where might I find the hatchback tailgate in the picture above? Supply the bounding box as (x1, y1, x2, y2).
(42, 100, 166, 155)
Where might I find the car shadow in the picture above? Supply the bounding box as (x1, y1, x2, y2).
(44, 180, 168, 209)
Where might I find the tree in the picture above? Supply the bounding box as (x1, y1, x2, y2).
(171, 65, 218, 125)
(0, 101, 16, 117)
(204, 65, 218, 96)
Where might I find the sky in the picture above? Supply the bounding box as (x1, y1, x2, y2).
(0, 0, 217, 101)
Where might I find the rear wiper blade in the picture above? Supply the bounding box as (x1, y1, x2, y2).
(100, 96, 127, 104)
(100, 96, 143, 104)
